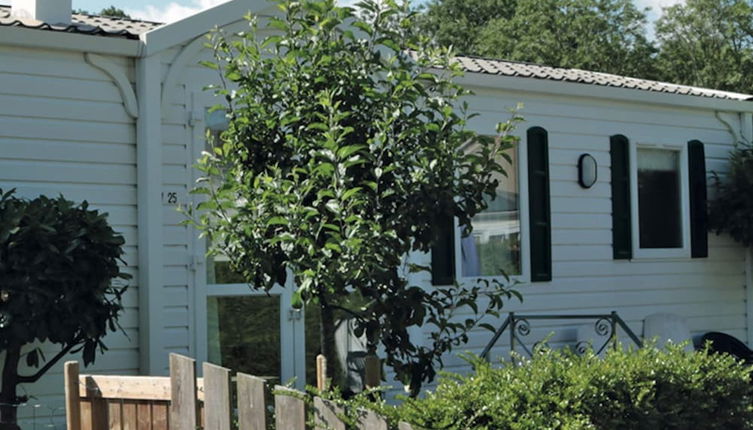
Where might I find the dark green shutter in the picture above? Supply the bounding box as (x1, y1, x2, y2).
(431, 213, 455, 285)
(610, 135, 632, 260)
(688, 140, 708, 258)
(527, 127, 552, 282)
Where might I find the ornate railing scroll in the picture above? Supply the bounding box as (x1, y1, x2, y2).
(480, 311, 643, 362)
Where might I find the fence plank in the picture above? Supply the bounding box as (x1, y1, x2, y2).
(152, 403, 169, 430)
(237, 373, 266, 430)
(364, 355, 380, 390)
(136, 401, 151, 430)
(64, 361, 81, 430)
(79, 375, 172, 400)
(275, 386, 306, 430)
(123, 401, 137, 430)
(357, 409, 388, 430)
(90, 397, 109, 430)
(169, 354, 198, 430)
(203, 362, 232, 430)
(80, 400, 92, 430)
(316, 354, 327, 391)
(108, 400, 122, 430)
(313, 397, 345, 430)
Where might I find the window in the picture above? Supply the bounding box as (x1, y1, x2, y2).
(628, 142, 691, 259)
(458, 146, 522, 278)
(637, 148, 682, 249)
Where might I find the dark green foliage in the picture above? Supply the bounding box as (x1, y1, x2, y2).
(0, 189, 129, 426)
(417, 0, 657, 79)
(99, 6, 131, 19)
(414, 0, 516, 55)
(377, 347, 753, 430)
(191, 0, 523, 395)
(655, 0, 753, 94)
(709, 142, 753, 247)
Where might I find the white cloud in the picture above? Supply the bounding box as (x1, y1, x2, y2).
(127, 0, 230, 23)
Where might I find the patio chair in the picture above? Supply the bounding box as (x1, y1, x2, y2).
(700, 331, 753, 364)
(642, 313, 694, 352)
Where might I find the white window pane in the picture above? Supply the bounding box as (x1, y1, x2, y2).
(637, 148, 682, 249)
(462, 148, 521, 277)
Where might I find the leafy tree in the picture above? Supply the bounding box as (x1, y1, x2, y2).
(73, 6, 131, 19)
(414, 0, 516, 56)
(474, 0, 657, 78)
(0, 190, 129, 428)
(192, 0, 521, 394)
(416, 0, 657, 79)
(99, 6, 131, 19)
(654, 0, 753, 93)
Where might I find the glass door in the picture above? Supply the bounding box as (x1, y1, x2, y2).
(203, 253, 299, 387)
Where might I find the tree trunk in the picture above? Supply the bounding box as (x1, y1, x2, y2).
(318, 294, 339, 388)
(0, 345, 21, 429)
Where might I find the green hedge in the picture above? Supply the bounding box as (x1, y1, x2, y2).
(378, 346, 753, 430)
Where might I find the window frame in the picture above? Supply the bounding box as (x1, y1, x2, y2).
(629, 141, 691, 259)
(453, 136, 531, 285)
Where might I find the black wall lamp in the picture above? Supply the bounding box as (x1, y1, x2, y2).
(578, 154, 598, 188)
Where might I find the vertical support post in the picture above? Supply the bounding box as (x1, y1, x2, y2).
(275, 386, 305, 430)
(316, 354, 327, 391)
(169, 354, 198, 430)
(364, 355, 380, 390)
(136, 53, 165, 375)
(610, 311, 618, 351)
(747, 248, 753, 347)
(509, 312, 516, 363)
(203, 363, 232, 430)
(237, 373, 266, 430)
(64, 361, 81, 430)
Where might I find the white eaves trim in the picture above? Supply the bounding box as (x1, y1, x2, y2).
(455, 71, 753, 114)
(0, 25, 141, 56)
(139, 0, 277, 56)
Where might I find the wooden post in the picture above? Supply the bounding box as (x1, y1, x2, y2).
(316, 354, 327, 391)
(364, 355, 380, 389)
(274, 386, 305, 430)
(203, 363, 232, 430)
(64, 361, 81, 430)
(237, 373, 266, 430)
(169, 354, 198, 430)
(313, 397, 345, 430)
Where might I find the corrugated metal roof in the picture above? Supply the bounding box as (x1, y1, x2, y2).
(453, 55, 753, 101)
(0, 5, 163, 39)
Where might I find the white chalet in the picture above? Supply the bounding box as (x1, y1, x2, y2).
(1, 0, 752, 427)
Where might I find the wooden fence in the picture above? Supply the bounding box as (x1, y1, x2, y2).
(64, 353, 415, 430)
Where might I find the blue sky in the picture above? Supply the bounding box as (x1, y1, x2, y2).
(71, 0, 684, 24)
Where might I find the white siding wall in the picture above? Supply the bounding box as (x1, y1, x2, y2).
(416, 86, 748, 377)
(0, 45, 140, 427)
(154, 37, 749, 394)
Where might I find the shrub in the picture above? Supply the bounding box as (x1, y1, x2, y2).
(709, 141, 753, 247)
(378, 346, 753, 430)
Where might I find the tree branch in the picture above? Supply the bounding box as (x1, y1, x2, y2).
(17, 341, 79, 384)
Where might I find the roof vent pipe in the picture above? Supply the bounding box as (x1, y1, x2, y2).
(11, 0, 72, 25)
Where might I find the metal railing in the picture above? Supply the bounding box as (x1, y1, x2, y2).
(480, 311, 643, 362)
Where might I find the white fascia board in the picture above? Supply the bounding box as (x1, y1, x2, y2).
(454, 71, 753, 114)
(140, 0, 277, 56)
(0, 25, 141, 56)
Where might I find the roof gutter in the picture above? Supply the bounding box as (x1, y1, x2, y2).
(454, 71, 753, 114)
(0, 25, 141, 56)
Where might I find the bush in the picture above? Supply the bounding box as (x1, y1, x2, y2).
(379, 346, 753, 430)
(709, 141, 753, 247)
